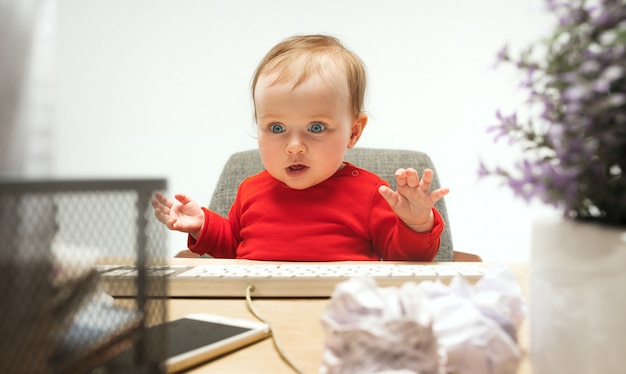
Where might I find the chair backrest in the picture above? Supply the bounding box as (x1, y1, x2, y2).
(208, 148, 453, 261)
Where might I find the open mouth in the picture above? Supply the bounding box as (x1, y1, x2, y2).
(286, 164, 309, 176)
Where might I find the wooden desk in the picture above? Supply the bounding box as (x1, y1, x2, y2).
(157, 261, 530, 374)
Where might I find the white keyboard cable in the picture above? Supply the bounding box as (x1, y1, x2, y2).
(245, 285, 305, 374)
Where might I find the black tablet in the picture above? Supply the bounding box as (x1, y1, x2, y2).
(161, 313, 271, 372)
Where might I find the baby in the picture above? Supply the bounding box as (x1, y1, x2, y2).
(152, 34, 450, 261)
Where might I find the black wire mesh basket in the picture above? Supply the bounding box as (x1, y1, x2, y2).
(0, 178, 168, 374)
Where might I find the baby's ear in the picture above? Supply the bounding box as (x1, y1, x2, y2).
(347, 113, 368, 148)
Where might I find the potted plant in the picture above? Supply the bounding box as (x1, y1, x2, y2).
(479, 0, 625, 373)
(480, 0, 625, 225)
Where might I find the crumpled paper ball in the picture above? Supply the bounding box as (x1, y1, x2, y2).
(320, 277, 441, 374)
(320, 266, 525, 374)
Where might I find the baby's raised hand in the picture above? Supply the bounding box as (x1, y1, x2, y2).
(378, 168, 450, 233)
(151, 192, 205, 239)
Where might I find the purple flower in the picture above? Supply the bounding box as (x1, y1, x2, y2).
(492, 44, 510, 69)
(563, 85, 590, 102)
(479, 0, 626, 226)
(477, 161, 490, 178)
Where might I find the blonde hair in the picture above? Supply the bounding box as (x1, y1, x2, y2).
(252, 34, 367, 118)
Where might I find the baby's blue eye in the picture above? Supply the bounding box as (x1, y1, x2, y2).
(269, 124, 286, 133)
(308, 123, 325, 133)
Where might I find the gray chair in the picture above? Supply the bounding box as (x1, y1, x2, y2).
(178, 148, 481, 262)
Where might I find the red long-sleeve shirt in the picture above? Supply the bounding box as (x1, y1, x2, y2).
(188, 162, 444, 261)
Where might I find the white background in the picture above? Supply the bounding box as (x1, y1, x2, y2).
(56, 0, 557, 260)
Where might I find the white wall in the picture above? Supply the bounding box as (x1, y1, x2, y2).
(56, 0, 556, 260)
(1, 0, 56, 176)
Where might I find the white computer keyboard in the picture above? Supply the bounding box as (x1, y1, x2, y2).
(95, 262, 488, 298)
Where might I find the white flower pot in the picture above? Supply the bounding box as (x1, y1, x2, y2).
(530, 214, 626, 374)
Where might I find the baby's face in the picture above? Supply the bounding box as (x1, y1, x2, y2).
(254, 72, 364, 190)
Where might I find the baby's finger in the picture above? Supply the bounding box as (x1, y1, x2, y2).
(419, 169, 434, 192)
(166, 218, 178, 231)
(378, 185, 399, 209)
(154, 192, 173, 208)
(151, 197, 168, 212)
(394, 168, 408, 187)
(429, 187, 451, 202)
(404, 168, 420, 188)
(153, 209, 169, 225)
(175, 193, 193, 205)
